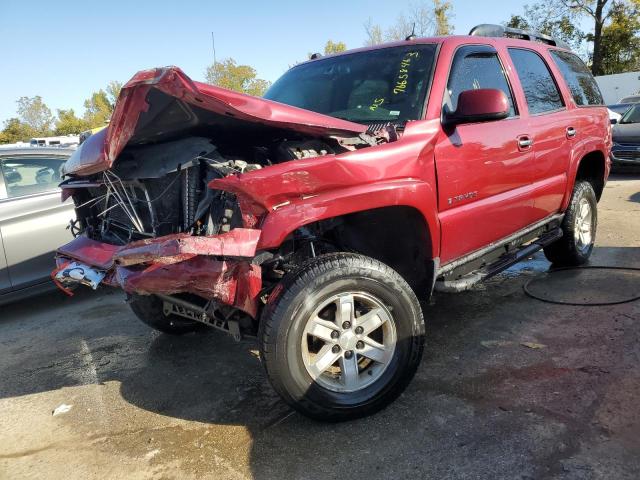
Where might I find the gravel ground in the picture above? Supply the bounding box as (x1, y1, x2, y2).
(1, 173, 638, 480)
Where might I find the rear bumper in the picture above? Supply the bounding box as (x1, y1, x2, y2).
(54, 229, 262, 317)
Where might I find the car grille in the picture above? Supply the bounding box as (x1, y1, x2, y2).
(613, 149, 640, 160)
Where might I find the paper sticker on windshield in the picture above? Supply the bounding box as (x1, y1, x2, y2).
(389, 110, 400, 116)
(394, 51, 419, 95)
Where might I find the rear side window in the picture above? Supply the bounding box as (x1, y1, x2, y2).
(509, 48, 564, 115)
(1, 157, 65, 199)
(550, 50, 604, 106)
(445, 46, 516, 117)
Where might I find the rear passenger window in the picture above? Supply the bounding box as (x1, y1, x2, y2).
(508, 48, 564, 115)
(1, 157, 65, 199)
(550, 50, 604, 106)
(445, 46, 516, 117)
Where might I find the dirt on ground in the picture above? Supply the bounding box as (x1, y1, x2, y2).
(1, 173, 639, 480)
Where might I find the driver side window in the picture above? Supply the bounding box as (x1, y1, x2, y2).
(1, 157, 64, 199)
(445, 46, 517, 117)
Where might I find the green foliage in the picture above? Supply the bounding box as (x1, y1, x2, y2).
(16, 96, 53, 135)
(505, 0, 584, 49)
(0, 118, 34, 144)
(83, 89, 114, 128)
(324, 40, 347, 54)
(205, 58, 271, 97)
(54, 109, 89, 136)
(106, 80, 123, 105)
(507, 0, 640, 74)
(599, 1, 640, 73)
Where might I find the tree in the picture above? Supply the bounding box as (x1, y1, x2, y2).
(54, 109, 89, 135)
(434, 0, 454, 35)
(0, 118, 34, 144)
(364, 18, 384, 46)
(507, 0, 640, 74)
(16, 96, 53, 135)
(205, 58, 270, 96)
(106, 80, 123, 106)
(562, 0, 614, 75)
(599, 0, 640, 73)
(505, 0, 584, 49)
(363, 1, 454, 45)
(324, 40, 347, 54)
(83, 90, 113, 128)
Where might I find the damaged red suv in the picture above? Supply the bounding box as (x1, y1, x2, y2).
(55, 24, 610, 420)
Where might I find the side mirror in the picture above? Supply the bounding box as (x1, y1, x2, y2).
(444, 88, 510, 127)
(610, 118, 618, 125)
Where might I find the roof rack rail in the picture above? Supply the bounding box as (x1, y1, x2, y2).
(469, 24, 571, 50)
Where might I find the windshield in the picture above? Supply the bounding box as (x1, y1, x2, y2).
(264, 44, 437, 124)
(620, 104, 640, 124)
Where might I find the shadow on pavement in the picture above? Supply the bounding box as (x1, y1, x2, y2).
(1, 245, 639, 478)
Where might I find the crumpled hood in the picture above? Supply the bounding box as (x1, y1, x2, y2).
(63, 66, 367, 177)
(613, 123, 640, 144)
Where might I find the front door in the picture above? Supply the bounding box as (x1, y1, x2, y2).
(434, 45, 536, 265)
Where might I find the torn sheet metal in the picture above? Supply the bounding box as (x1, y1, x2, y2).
(114, 228, 261, 266)
(57, 235, 121, 270)
(116, 257, 262, 317)
(63, 66, 367, 177)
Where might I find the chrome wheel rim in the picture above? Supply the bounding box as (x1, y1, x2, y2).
(301, 292, 397, 393)
(574, 198, 593, 253)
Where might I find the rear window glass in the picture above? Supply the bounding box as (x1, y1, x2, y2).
(509, 48, 564, 115)
(550, 51, 604, 106)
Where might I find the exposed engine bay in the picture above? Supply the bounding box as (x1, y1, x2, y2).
(66, 136, 340, 246)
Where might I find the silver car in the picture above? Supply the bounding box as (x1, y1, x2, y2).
(0, 147, 75, 304)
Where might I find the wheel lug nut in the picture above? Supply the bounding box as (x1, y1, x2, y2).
(331, 330, 339, 339)
(344, 350, 353, 359)
(342, 321, 351, 329)
(332, 345, 341, 353)
(355, 326, 363, 334)
(356, 341, 364, 349)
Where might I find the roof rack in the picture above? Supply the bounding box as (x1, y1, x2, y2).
(469, 24, 571, 50)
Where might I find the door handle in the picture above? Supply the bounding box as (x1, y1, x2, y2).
(518, 137, 533, 149)
(566, 127, 577, 138)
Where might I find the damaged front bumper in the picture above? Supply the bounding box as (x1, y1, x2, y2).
(53, 228, 263, 318)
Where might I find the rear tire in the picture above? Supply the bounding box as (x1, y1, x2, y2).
(544, 180, 597, 266)
(259, 253, 425, 421)
(129, 294, 202, 335)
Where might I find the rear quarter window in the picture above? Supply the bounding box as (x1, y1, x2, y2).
(550, 51, 604, 106)
(508, 48, 564, 115)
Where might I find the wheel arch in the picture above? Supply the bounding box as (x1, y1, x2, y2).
(564, 149, 608, 209)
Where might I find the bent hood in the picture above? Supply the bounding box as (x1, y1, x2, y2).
(64, 66, 367, 176)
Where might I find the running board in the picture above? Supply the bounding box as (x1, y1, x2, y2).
(434, 227, 563, 293)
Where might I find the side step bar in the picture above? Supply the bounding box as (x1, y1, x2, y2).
(434, 227, 562, 293)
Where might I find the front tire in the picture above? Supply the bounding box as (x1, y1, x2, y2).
(544, 180, 597, 266)
(259, 253, 425, 421)
(129, 294, 203, 335)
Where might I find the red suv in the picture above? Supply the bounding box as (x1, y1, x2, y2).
(55, 25, 610, 421)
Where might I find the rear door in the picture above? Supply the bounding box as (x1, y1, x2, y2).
(434, 44, 537, 264)
(0, 154, 75, 289)
(506, 48, 575, 218)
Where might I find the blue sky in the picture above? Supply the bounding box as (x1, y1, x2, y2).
(0, 0, 563, 124)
